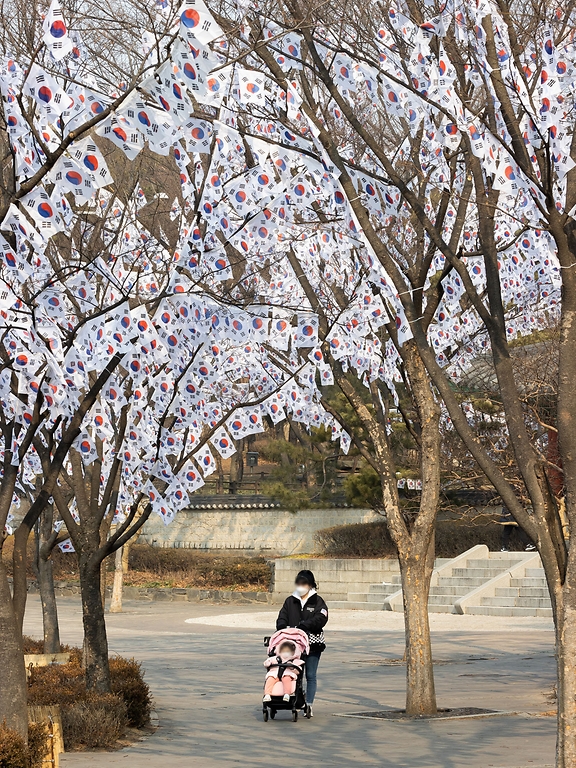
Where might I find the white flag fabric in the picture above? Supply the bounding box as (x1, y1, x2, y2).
(43, 0, 73, 60)
(210, 427, 237, 458)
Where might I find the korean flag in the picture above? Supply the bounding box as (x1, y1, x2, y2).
(209, 427, 237, 459)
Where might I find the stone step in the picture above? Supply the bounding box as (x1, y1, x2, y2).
(465, 558, 525, 569)
(510, 578, 548, 588)
(525, 568, 546, 578)
(428, 594, 457, 606)
(437, 576, 490, 587)
(428, 585, 468, 596)
(336, 550, 547, 617)
(464, 605, 553, 618)
(481, 596, 552, 609)
(366, 593, 394, 604)
(329, 600, 383, 611)
(495, 587, 550, 598)
(451, 567, 514, 578)
(428, 604, 456, 613)
(368, 583, 399, 594)
(514, 596, 552, 608)
(347, 592, 369, 602)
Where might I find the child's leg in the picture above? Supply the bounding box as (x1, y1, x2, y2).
(282, 675, 295, 696)
(264, 676, 278, 695)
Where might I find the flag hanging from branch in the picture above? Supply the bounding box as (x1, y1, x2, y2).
(210, 427, 236, 458)
(43, 0, 73, 60)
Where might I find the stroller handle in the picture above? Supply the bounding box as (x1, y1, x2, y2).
(264, 636, 271, 646)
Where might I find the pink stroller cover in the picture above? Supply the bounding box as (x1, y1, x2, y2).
(268, 628, 309, 657)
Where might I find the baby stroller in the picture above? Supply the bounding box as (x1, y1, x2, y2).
(262, 628, 309, 722)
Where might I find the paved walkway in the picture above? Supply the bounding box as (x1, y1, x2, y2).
(23, 597, 556, 768)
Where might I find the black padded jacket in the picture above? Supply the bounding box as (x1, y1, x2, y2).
(276, 593, 328, 653)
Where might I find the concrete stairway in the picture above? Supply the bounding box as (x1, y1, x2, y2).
(329, 546, 548, 615)
(461, 564, 552, 617)
(428, 553, 530, 613)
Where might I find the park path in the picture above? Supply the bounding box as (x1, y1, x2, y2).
(23, 598, 556, 768)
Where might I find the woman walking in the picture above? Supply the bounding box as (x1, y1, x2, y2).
(276, 569, 328, 718)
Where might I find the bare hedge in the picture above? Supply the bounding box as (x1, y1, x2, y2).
(315, 516, 526, 558)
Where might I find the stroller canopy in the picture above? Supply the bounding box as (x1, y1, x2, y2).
(268, 628, 309, 657)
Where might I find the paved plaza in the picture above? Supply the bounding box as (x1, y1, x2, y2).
(23, 597, 556, 768)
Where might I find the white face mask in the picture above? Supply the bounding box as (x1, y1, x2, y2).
(296, 585, 309, 597)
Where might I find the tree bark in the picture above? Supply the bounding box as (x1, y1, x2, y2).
(109, 546, 124, 614)
(400, 547, 437, 715)
(79, 555, 111, 692)
(37, 554, 60, 655)
(35, 507, 61, 655)
(0, 559, 28, 738)
(555, 545, 576, 767)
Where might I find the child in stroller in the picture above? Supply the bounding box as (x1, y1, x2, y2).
(262, 628, 309, 722)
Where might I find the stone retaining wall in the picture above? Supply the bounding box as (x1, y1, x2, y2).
(271, 557, 399, 601)
(26, 580, 272, 604)
(140, 507, 380, 555)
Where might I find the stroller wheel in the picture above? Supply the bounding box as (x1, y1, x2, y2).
(263, 708, 269, 722)
(270, 709, 276, 719)
(292, 710, 298, 722)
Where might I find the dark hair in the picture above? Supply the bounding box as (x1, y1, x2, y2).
(295, 569, 317, 589)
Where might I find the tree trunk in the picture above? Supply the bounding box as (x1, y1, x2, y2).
(122, 543, 130, 573)
(229, 439, 244, 493)
(79, 556, 111, 692)
(215, 454, 224, 494)
(555, 547, 576, 767)
(37, 554, 60, 655)
(100, 556, 108, 608)
(109, 546, 124, 614)
(399, 545, 437, 716)
(0, 560, 28, 738)
(35, 507, 61, 655)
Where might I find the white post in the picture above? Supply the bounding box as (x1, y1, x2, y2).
(109, 546, 124, 613)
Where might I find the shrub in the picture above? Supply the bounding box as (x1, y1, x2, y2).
(27, 649, 150, 749)
(22, 637, 44, 655)
(262, 481, 312, 512)
(27, 723, 49, 768)
(315, 515, 518, 558)
(110, 657, 151, 728)
(436, 517, 503, 556)
(0, 724, 27, 768)
(22, 637, 77, 659)
(315, 520, 396, 557)
(27, 659, 85, 709)
(344, 466, 385, 511)
(127, 546, 271, 590)
(0, 723, 47, 768)
(63, 693, 127, 750)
